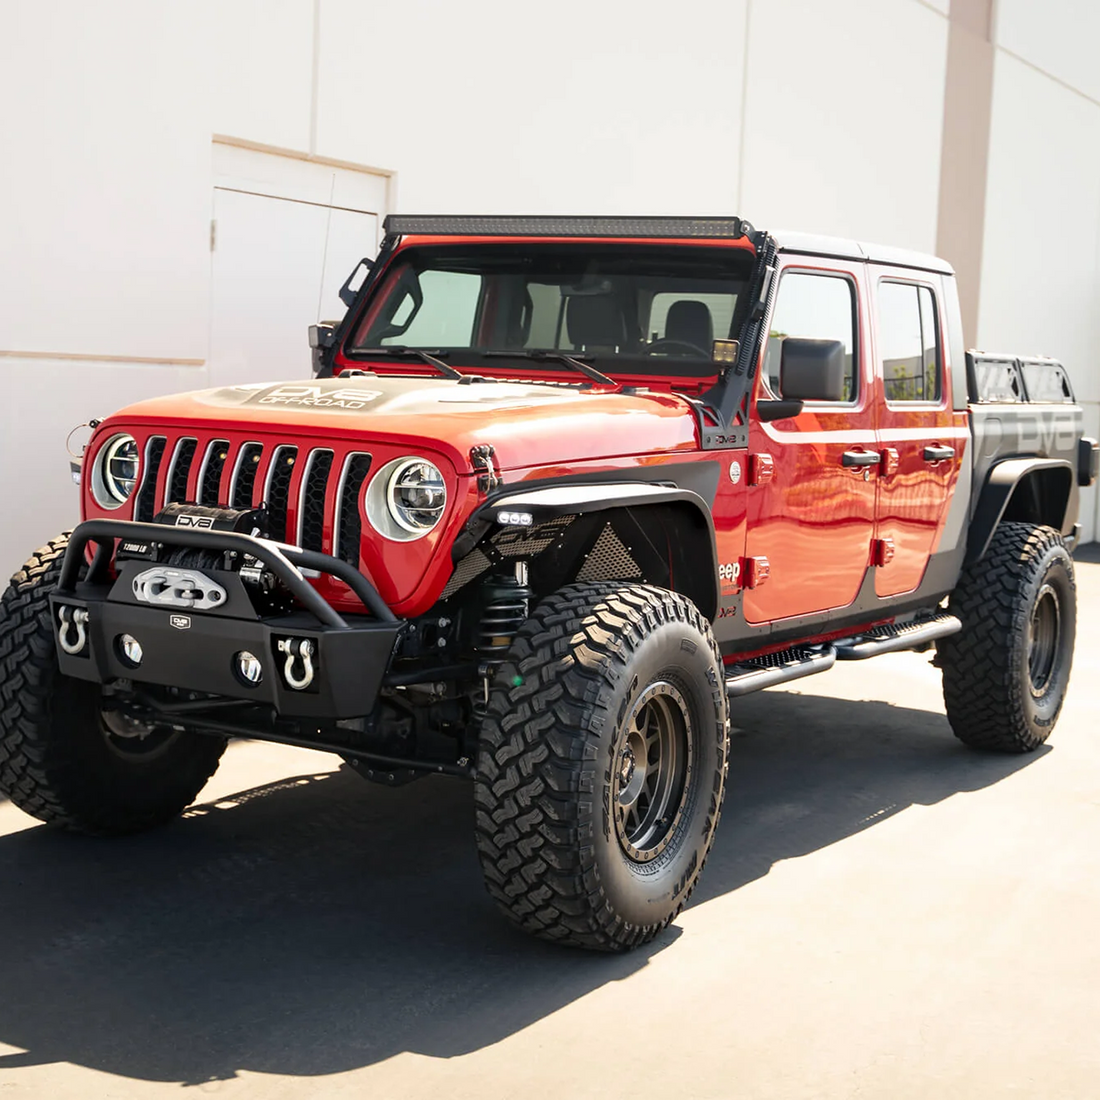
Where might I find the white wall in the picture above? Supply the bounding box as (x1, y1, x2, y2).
(3, 0, 1100, 573)
(315, 0, 749, 215)
(977, 24, 1100, 540)
(740, 0, 948, 253)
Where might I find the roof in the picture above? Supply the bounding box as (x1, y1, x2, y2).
(772, 229, 954, 275)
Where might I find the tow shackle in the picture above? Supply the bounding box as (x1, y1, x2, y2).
(57, 605, 89, 655)
(278, 637, 316, 691)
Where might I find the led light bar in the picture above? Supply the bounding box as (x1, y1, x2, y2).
(382, 215, 755, 240)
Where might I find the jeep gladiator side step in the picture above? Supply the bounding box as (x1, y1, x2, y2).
(723, 613, 963, 696)
(834, 613, 961, 660)
(725, 645, 837, 697)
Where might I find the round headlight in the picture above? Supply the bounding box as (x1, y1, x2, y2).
(366, 456, 447, 541)
(92, 433, 140, 508)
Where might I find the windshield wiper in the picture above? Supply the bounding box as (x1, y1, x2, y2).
(355, 346, 463, 380)
(483, 350, 615, 387)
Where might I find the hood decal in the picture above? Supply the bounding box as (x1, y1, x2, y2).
(196, 381, 384, 412)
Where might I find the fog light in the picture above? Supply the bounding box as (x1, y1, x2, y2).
(118, 633, 143, 667)
(235, 650, 263, 686)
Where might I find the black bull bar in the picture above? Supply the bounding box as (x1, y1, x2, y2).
(50, 519, 404, 719)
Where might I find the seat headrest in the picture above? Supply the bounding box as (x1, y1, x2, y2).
(566, 295, 626, 349)
(665, 300, 714, 350)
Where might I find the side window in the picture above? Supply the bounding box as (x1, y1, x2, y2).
(878, 282, 941, 403)
(763, 273, 857, 401)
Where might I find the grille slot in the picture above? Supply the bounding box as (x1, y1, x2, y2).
(264, 446, 298, 543)
(334, 452, 372, 565)
(134, 436, 166, 522)
(165, 438, 198, 504)
(230, 442, 264, 509)
(198, 439, 230, 506)
(298, 449, 334, 552)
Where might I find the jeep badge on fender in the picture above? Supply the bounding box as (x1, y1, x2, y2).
(1, 215, 1095, 952)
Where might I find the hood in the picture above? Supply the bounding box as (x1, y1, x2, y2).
(110, 375, 700, 471)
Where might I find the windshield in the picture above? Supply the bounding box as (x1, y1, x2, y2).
(347, 243, 752, 377)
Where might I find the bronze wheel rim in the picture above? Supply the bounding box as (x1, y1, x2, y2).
(1028, 582, 1061, 696)
(613, 681, 693, 863)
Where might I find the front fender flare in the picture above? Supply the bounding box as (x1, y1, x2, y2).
(462, 481, 720, 619)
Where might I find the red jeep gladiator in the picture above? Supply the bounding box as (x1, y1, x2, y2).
(2, 216, 1097, 951)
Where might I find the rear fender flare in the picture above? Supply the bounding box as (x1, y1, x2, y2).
(967, 458, 1077, 563)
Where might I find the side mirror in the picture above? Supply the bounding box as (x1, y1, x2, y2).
(779, 338, 847, 402)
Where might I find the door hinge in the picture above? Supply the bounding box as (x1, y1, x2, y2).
(742, 555, 770, 588)
(872, 537, 896, 566)
(209, 219, 217, 252)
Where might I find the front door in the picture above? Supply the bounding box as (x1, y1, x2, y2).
(743, 261, 878, 624)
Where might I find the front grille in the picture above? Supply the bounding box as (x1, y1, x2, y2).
(264, 446, 298, 539)
(230, 442, 264, 509)
(166, 438, 198, 503)
(335, 453, 372, 565)
(198, 439, 230, 505)
(134, 436, 375, 564)
(134, 436, 166, 522)
(298, 449, 334, 552)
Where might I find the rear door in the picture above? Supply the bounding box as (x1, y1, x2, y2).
(871, 272, 969, 596)
(743, 260, 878, 623)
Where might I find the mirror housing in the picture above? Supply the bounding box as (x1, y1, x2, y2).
(309, 321, 339, 376)
(308, 322, 338, 350)
(779, 338, 847, 402)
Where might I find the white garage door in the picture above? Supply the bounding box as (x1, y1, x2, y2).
(208, 142, 388, 389)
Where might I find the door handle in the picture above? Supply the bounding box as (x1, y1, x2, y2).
(923, 445, 955, 463)
(841, 450, 880, 468)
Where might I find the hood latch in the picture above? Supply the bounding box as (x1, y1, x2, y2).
(471, 444, 501, 494)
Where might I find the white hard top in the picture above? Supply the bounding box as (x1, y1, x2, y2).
(772, 229, 955, 276)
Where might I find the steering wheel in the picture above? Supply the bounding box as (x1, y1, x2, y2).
(645, 338, 711, 359)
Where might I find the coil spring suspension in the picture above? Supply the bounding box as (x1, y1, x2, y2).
(476, 564, 532, 656)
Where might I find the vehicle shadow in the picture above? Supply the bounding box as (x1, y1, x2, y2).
(0, 689, 1043, 1085)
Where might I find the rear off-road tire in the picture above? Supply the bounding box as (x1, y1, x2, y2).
(938, 522, 1076, 753)
(475, 582, 729, 951)
(0, 534, 228, 834)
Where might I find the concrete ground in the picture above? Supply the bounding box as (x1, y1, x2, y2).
(2, 556, 1099, 1100)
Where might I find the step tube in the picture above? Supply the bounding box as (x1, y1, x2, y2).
(725, 646, 836, 698)
(835, 615, 961, 660)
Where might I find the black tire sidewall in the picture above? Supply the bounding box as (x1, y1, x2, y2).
(591, 614, 726, 929)
(0, 535, 227, 832)
(1014, 543, 1075, 735)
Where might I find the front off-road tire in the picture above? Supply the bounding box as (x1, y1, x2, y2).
(938, 522, 1076, 752)
(0, 535, 228, 834)
(475, 582, 729, 951)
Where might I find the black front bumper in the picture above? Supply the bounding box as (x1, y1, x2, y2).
(51, 520, 404, 719)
